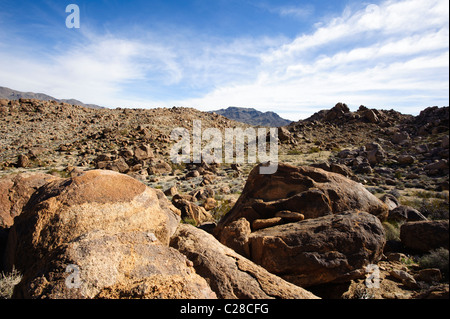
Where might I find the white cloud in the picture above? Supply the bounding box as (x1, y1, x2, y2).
(0, 0, 448, 120)
(276, 5, 314, 18)
(255, 2, 314, 19)
(178, 0, 449, 120)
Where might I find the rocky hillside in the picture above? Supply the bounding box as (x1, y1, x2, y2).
(212, 106, 292, 127)
(277, 102, 449, 192)
(0, 98, 448, 300)
(0, 86, 104, 109)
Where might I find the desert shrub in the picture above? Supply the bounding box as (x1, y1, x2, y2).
(0, 267, 22, 299)
(211, 199, 234, 222)
(419, 198, 449, 220)
(418, 248, 449, 281)
(181, 217, 197, 227)
(287, 149, 302, 155)
(400, 193, 449, 220)
(382, 221, 401, 241)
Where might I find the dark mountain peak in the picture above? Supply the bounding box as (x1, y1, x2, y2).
(211, 106, 292, 127)
(0, 86, 104, 109)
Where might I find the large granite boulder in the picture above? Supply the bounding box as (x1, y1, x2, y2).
(215, 163, 388, 246)
(5, 170, 216, 299)
(170, 224, 319, 299)
(245, 211, 386, 287)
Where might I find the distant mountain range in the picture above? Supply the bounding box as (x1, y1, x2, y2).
(0, 86, 104, 109)
(211, 107, 292, 127)
(1, 87, 291, 126)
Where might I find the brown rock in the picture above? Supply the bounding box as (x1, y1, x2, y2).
(148, 160, 172, 175)
(424, 160, 448, 171)
(252, 217, 283, 231)
(392, 131, 410, 145)
(400, 220, 449, 252)
(215, 163, 388, 241)
(380, 194, 399, 211)
(398, 155, 415, 165)
(14, 230, 215, 299)
(202, 197, 217, 211)
(365, 142, 386, 165)
(170, 224, 319, 299)
(246, 211, 386, 287)
(4, 170, 217, 299)
(133, 144, 153, 161)
(164, 186, 178, 197)
(415, 268, 442, 283)
(275, 210, 305, 221)
(389, 269, 419, 289)
(442, 135, 449, 149)
(16, 154, 30, 168)
(278, 127, 291, 142)
(311, 162, 353, 178)
(388, 205, 427, 222)
(0, 99, 9, 107)
(0, 172, 57, 227)
(415, 284, 449, 299)
(108, 157, 129, 173)
(363, 109, 380, 123)
(172, 198, 213, 225)
(219, 218, 251, 257)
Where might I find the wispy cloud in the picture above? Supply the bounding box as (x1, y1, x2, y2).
(273, 5, 314, 18)
(0, 0, 448, 120)
(179, 0, 449, 119)
(0, 25, 282, 106)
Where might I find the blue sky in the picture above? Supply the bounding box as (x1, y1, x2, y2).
(0, 0, 448, 120)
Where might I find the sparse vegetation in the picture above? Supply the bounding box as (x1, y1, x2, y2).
(46, 168, 71, 178)
(0, 267, 22, 299)
(400, 192, 449, 220)
(382, 221, 401, 241)
(211, 199, 235, 222)
(418, 248, 449, 281)
(309, 146, 321, 153)
(181, 217, 197, 226)
(286, 149, 302, 155)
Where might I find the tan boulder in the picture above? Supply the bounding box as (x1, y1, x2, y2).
(6, 170, 180, 250)
(13, 230, 215, 299)
(219, 218, 251, 257)
(148, 160, 172, 175)
(3, 170, 219, 299)
(170, 224, 319, 299)
(172, 197, 213, 225)
(133, 144, 154, 161)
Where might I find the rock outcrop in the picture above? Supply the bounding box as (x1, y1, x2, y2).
(0, 172, 57, 227)
(214, 163, 388, 288)
(215, 163, 388, 240)
(5, 170, 217, 299)
(170, 224, 319, 299)
(246, 211, 385, 287)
